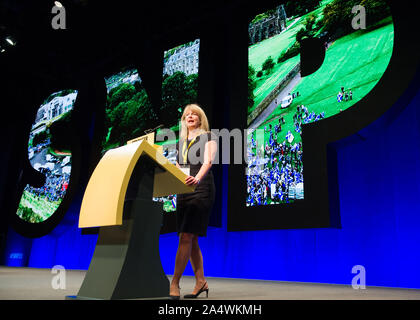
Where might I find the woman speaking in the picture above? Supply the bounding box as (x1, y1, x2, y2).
(170, 104, 217, 300)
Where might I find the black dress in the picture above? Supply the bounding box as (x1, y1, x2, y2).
(176, 132, 217, 236)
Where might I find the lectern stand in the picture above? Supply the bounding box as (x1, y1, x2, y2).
(68, 138, 193, 300)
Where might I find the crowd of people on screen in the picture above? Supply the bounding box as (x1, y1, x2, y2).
(247, 127, 304, 206)
(246, 92, 339, 206)
(25, 168, 70, 203)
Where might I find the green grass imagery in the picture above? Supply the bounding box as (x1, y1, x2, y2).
(260, 18, 394, 144)
(248, 18, 301, 115)
(17, 188, 61, 223)
(246, 0, 393, 206)
(251, 55, 300, 110)
(248, 0, 333, 116)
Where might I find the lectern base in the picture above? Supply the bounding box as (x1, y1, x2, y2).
(76, 199, 170, 300)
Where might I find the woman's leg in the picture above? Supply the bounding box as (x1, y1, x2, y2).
(189, 235, 208, 293)
(170, 232, 194, 295)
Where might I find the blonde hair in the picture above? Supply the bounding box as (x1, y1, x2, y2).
(179, 104, 210, 140)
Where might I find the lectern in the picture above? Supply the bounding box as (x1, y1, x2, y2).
(71, 135, 193, 300)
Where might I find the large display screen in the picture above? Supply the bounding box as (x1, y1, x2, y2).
(102, 39, 200, 213)
(155, 38, 200, 212)
(103, 68, 155, 152)
(16, 90, 77, 223)
(246, 0, 393, 207)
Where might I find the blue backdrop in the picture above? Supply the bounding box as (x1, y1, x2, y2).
(4, 85, 420, 289)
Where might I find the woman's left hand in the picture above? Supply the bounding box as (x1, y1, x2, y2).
(185, 175, 200, 186)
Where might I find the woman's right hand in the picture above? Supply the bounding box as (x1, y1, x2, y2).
(185, 176, 200, 186)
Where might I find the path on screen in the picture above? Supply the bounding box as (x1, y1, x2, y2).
(248, 71, 301, 130)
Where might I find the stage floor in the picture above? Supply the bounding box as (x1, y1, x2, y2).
(1, 266, 420, 300)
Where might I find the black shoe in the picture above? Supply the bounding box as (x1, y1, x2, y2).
(169, 286, 181, 300)
(184, 282, 209, 299)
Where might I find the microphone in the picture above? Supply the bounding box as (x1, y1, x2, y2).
(144, 124, 164, 134)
